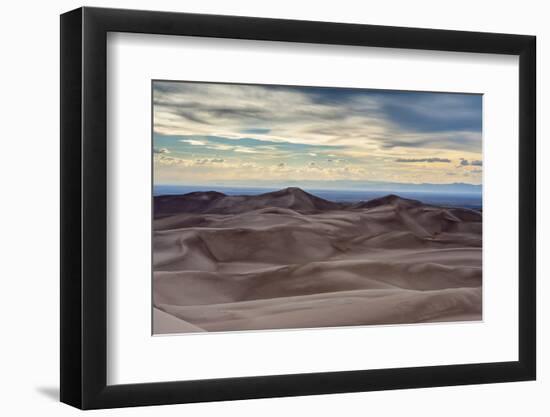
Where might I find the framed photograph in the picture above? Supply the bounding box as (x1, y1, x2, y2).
(60, 7, 536, 409)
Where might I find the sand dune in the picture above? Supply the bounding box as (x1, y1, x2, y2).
(153, 188, 482, 334)
(154, 187, 342, 218)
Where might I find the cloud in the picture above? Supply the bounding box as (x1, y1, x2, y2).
(381, 131, 481, 152)
(375, 92, 482, 133)
(153, 147, 170, 154)
(153, 81, 482, 185)
(180, 139, 206, 146)
(154, 154, 190, 166)
(195, 158, 225, 165)
(234, 146, 258, 154)
(159, 134, 344, 157)
(153, 81, 482, 154)
(395, 157, 451, 163)
(240, 128, 271, 134)
(206, 144, 234, 151)
(459, 158, 483, 167)
(307, 162, 323, 170)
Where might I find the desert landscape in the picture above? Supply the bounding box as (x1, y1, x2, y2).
(152, 187, 482, 334)
(152, 80, 483, 334)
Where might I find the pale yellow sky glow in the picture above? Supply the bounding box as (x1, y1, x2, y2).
(153, 81, 482, 188)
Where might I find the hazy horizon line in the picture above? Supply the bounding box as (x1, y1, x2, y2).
(154, 180, 482, 188)
(154, 182, 482, 196)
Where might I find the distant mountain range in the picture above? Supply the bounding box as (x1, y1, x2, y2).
(158, 180, 482, 195)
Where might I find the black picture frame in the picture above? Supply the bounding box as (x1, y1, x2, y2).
(60, 6, 536, 410)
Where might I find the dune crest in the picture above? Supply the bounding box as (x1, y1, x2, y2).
(153, 189, 482, 334)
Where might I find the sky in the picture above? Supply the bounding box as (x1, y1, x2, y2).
(153, 81, 482, 188)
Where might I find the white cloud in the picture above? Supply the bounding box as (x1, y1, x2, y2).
(180, 139, 206, 146)
(234, 146, 258, 154)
